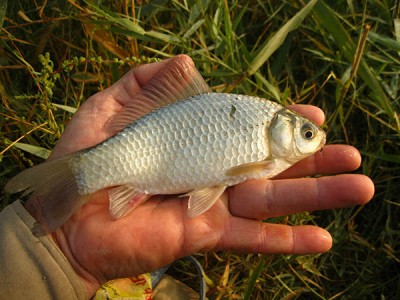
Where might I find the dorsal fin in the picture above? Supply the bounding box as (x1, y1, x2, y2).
(108, 55, 211, 133)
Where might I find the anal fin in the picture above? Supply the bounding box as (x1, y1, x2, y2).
(108, 185, 151, 219)
(184, 185, 226, 218)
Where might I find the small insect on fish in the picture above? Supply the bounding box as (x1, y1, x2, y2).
(4, 55, 326, 233)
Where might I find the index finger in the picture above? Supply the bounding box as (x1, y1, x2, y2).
(288, 104, 325, 126)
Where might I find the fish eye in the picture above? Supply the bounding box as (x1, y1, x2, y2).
(301, 125, 315, 140)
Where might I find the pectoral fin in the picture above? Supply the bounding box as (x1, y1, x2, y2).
(225, 160, 275, 177)
(184, 185, 226, 218)
(108, 185, 151, 219)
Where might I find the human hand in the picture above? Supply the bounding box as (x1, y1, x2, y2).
(30, 55, 374, 297)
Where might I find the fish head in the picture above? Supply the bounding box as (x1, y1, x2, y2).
(268, 108, 326, 163)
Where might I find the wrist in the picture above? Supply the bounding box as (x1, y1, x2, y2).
(51, 227, 102, 298)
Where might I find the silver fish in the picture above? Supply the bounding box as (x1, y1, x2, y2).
(4, 56, 326, 232)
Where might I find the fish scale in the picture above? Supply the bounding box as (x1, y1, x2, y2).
(73, 93, 282, 195)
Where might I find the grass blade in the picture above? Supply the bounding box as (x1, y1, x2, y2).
(243, 256, 265, 300)
(183, 19, 205, 39)
(0, 0, 6, 30)
(247, 0, 318, 76)
(368, 32, 400, 52)
(14, 143, 51, 160)
(312, 0, 395, 119)
(83, 0, 145, 35)
(360, 151, 400, 164)
(52, 103, 77, 114)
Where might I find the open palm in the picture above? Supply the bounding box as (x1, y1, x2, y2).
(29, 55, 374, 297)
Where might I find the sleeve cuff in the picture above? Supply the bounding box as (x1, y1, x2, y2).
(0, 200, 87, 299)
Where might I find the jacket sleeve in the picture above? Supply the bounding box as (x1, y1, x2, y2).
(0, 200, 87, 299)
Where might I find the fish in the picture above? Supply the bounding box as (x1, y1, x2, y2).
(4, 55, 326, 233)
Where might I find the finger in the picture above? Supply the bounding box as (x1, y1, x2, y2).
(288, 104, 325, 126)
(275, 144, 361, 179)
(107, 58, 172, 107)
(216, 219, 332, 254)
(229, 174, 374, 220)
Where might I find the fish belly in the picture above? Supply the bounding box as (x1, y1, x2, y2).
(73, 93, 282, 195)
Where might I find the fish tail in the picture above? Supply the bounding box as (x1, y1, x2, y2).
(4, 154, 86, 234)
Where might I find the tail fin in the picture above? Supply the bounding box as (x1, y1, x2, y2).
(4, 155, 86, 234)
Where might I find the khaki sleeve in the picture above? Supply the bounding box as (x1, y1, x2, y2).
(0, 201, 87, 300)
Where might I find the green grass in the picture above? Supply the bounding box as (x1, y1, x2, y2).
(1, 0, 399, 299)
